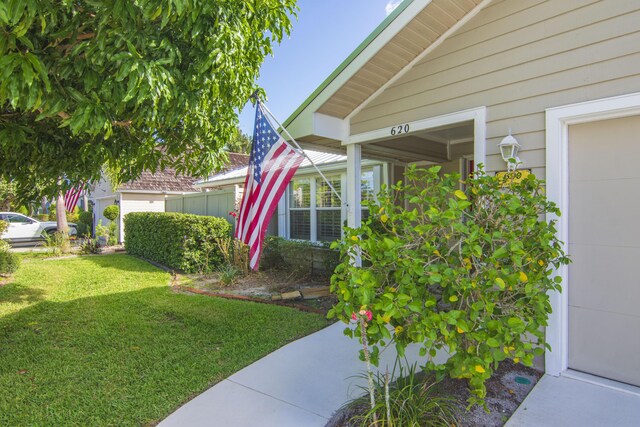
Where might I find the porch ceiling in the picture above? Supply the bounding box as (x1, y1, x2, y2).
(316, 0, 484, 119)
(297, 121, 474, 164)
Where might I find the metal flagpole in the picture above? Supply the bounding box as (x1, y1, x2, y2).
(258, 101, 344, 205)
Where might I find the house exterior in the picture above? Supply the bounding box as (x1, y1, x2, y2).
(89, 168, 199, 242)
(282, 0, 640, 390)
(179, 150, 389, 242)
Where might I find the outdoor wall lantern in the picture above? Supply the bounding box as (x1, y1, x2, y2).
(498, 130, 521, 172)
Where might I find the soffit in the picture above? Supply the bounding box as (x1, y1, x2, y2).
(316, 0, 483, 119)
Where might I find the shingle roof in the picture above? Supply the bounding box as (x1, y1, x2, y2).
(224, 153, 250, 172)
(117, 153, 250, 193)
(118, 168, 199, 193)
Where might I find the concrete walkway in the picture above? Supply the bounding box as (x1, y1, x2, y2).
(507, 374, 640, 427)
(159, 322, 433, 427)
(160, 321, 640, 427)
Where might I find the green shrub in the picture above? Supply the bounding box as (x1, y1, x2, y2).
(36, 213, 49, 221)
(79, 210, 92, 224)
(16, 205, 28, 215)
(103, 205, 119, 221)
(330, 165, 570, 405)
(262, 236, 339, 278)
(124, 212, 231, 273)
(0, 248, 19, 275)
(0, 220, 7, 236)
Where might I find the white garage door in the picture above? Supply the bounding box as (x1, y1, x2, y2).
(568, 115, 640, 387)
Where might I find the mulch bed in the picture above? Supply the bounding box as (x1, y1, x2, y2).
(326, 359, 542, 427)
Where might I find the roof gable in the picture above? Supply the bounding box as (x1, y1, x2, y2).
(284, 0, 490, 140)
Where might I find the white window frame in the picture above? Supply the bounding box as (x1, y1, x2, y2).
(280, 167, 381, 243)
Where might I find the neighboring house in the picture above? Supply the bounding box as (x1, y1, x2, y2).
(168, 150, 388, 242)
(280, 1, 640, 391)
(89, 168, 199, 243)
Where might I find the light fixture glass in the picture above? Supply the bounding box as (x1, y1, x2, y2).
(498, 130, 521, 172)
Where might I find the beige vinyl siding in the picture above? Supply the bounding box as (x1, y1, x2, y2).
(351, 0, 640, 175)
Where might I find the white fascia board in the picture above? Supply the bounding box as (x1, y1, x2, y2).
(286, 0, 432, 139)
(313, 113, 349, 141)
(195, 177, 245, 188)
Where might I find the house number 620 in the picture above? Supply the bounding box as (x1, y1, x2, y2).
(390, 124, 410, 136)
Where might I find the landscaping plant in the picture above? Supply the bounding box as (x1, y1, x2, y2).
(0, 220, 19, 275)
(345, 363, 458, 427)
(43, 231, 71, 256)
(329, 165, 570, 406)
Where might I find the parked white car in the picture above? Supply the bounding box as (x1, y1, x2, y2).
(0, 212, 77, 242)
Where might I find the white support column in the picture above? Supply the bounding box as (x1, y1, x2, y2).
(346, 143, 362, 228)
(347, 143, 362, 266)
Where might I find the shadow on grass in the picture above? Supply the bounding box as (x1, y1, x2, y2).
(0, 284, 327, 427)
(78, 252, 168, 273)
(0, 281, 45, 305)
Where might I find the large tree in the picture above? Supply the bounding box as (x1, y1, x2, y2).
(0, 0, 296, 200)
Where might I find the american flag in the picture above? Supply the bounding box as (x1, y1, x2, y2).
(235, 102, 304, 270)
(64, 183, 85, 212)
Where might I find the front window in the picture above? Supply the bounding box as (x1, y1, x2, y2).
(286, 168, 379, 243)
(289, 178, 310, 240)
(316, 176, 342, 242)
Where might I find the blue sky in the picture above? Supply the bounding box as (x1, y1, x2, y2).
(238, 0, 403, 136)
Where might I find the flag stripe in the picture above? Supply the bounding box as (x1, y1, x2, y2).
(238, 143, 290, 242)
(64, 183, 85, 212)
(234, 102, 304, 270)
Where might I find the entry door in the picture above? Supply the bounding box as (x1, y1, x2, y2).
(568, 115, 640, 387)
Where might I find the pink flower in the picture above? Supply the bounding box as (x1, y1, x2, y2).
(229, 211, 237, 218)
(351, 312, 358, 321)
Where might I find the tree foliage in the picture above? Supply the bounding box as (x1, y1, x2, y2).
(329, 166, 570, 405)
(0, 0, 297, 199)
(226, 126, 253, 154)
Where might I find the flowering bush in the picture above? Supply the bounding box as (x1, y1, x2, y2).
(329, 165, 570, 405)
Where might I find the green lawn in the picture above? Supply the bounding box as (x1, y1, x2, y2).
(0, 254, 328, 426)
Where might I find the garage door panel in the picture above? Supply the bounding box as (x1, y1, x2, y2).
(568, 115, 640, 388)
(569, 244, 640, 317)
(568, 115, 640, 182)
(569, 306, 640, 387)
(569, 178, 640, 247)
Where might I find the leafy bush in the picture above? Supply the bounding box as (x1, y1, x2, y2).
(0, 248, 19, 275)
(0, 221, 19, 275)
(330, 165, 570, 405)
(108, 221, 118, 245)
(124, 212, 231, 273)
(36, 214, 49, 221)
(103, 205, 119, 221)
(79, 210, 93, 225)
(262, 236, 339, 278)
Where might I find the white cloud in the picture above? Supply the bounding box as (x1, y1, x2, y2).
(385, 0, 403, 16)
